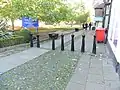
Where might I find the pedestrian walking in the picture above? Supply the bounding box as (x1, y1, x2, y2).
(85, 23, 88, 30)
(82, 23, 85, 30)
(89, 22, 92, 30)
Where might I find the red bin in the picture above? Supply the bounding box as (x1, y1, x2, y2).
(95, 28, 105, 43)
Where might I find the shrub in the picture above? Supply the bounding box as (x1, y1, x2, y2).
(0, 36, 24, 48)
(16, 29, 31, 43)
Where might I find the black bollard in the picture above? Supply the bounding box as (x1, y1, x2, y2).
(52, 38, 55, 50)
(61, 34, 64, 51)
(81, 35, 85, 52)
(71, 34, 75, 51)
(37, 35, 40, 48)
(30, 33, 33, 47)
(92, 35, 96, 54)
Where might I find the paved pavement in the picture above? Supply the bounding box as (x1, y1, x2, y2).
(0, 30, 120, 90)
(0, 30, 83, 75)
(66, 31, 120, 90)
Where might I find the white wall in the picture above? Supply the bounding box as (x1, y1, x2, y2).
(108, 0, 120, 63)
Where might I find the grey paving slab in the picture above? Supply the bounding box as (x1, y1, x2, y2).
(66, 82, 85, 90)
(90, 56, 103, 69)
(87, 74, 104, 84)
(75, 63, 90, 72)
(90, 57, 103, 65)
(89, 67, 103, 75)
(78, 54, 91, 64)
(68, 54, 90, 85)
(103, 66, 116, 74)
(85, 82, 105, 90)
(90, 62, 103, 69)
(85, 31, 94, 52)
(74, 67, 89, 76)
(103, 73, 119, 81)
(97, 44, 106, 54)
(70, 71, 88, 85)
(105, 80, 120, 90)
(105, 86, 120, 90)
(0, 48, 49, 74)
(103, 58, 114, 67)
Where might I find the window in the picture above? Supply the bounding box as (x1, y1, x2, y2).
(95, 9, 103, 17)
(104, 15, 109, 28)
(106, 5, 110, 15)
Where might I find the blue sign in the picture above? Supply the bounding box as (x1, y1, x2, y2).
(22, 17, 39, 28)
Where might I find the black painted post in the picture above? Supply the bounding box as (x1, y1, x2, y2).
(104, 32, 108, 44)
(61, 34, 64, 51)
(71, 34, 75, 51)
(92, 35, 96, 54)
(116, 62, 119, 73)
(30, 33, 33, 47)
(52, 37, 55, 50)
(81, 35, 85, 53)
(37, 35, 40, 48)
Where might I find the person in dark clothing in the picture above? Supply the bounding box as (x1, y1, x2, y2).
(89, 22, 92, 30)
(85, 23, 88, 30)
(82, 23, 85, 30)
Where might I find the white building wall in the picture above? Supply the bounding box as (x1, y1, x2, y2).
(108, 0, 120, 63)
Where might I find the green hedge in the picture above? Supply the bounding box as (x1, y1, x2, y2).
(0, 36, 24, 48)
(15, 29, 31, 43)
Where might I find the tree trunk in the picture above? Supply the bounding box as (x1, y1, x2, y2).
(71, 21, 73, 27)
(11, 19, 14, 30)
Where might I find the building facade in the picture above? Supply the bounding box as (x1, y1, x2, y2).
(94, 3, 104, 27)
(103, 0, 120, 76)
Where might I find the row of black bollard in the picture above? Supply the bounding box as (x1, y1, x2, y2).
(30, 34, 40, 48)
(59, 34, 96, 54)
(51, 34, 96, 54)
(30, 33, 97, 54)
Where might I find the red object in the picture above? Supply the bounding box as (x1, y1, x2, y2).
(96, 28, 105, 42)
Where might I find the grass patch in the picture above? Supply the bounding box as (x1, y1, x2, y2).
(13, 25, 82, 33)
